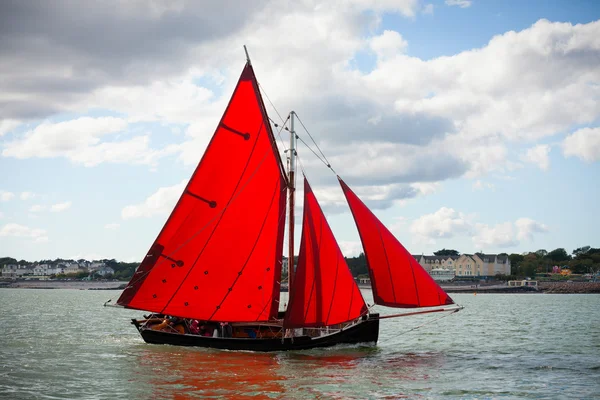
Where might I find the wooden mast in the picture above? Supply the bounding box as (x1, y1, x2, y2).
(288, 111, 296, 294)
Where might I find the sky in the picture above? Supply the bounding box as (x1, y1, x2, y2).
(1, 0, 599, 262)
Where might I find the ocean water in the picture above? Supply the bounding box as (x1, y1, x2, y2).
(0, 289, 598, 399)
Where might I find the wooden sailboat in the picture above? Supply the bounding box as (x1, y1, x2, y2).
(114, 50, 460, 351)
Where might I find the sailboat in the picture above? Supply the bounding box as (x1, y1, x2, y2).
(113, 48, 461, 351)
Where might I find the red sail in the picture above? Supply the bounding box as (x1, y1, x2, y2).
(339, 178, 454, 308)
(284, 178, 368, 328)
(117, 63, 288, 322)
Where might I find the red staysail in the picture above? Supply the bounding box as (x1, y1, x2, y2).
(339, 178, 454, 308)
(117, 63, 287, 322)
(284, 178, 368, 328)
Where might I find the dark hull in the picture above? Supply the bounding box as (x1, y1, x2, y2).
(133, 314, 379, 352)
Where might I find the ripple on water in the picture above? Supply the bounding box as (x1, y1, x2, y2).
(1, 290, 600, 399)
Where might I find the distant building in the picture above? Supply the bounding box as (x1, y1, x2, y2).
(413, 253, 510, 279)
(96, 266, 114, 277)
(1, 265, 34, 278)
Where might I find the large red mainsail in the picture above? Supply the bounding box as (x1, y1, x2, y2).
(339, 177, 454, 308)
(117, 63, 288, 322)
(284, 178, 368, 328)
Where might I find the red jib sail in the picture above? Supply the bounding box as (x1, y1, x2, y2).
(284, 178, 368, 328)
(339, 177, 454, 308)
(117, 63, 288, 322)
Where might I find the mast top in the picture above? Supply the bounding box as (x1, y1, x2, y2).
(243, 45, 252, 65)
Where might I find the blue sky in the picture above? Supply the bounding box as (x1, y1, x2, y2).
(0, 0, 599, 262)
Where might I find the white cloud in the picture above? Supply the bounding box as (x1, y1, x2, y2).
(515, 218, 549, 241)
(410, 207, 472, 240)
(0, 191, 15, 202)
(473, 222, 518, 249)
(2, 116, 127, 160)
(122, 179, 187, 219)
(20, 192, 36, 200)
(29, 205, 46, 213)
(0, 223, 48, 242)
(472, 180, 495, 191)
(0, 212, 4, 218)
(104, 223, 120, 230)
(0, 119, 21, 136)
(51, 201, 72, 212)
(562, 127, 600, 162)
(522, 144, 551, 171)
(338, 240, 364, 257)
(445, 0, 472, 8)
(411, 207, 548, 249)
(369, 30, 408, 60)
(422, 4, 434, 14)
(410, 182, 441, 196)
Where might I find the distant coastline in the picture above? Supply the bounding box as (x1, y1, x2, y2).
(0, 280, 126, 290)
(2, 280, 599, 293)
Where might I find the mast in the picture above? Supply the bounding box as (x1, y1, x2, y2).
(288, 111, 297, 293)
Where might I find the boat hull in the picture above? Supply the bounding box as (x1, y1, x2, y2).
(133, 314, 379, 352)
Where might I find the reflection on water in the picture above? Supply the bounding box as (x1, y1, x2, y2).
(135, 348, 286, 399)
(130, 345, 444, 399)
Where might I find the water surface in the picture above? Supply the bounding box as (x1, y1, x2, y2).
(0, 289, 598, 399)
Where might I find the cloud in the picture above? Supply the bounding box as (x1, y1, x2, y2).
(422, 4, 434, 14)
(20, 192, 36, 200)
(1, 116, 177, 167)
(369, 30, 408, 60)
(472, 180, 495, 191)
(104, 223, 120, 230)
(2, 116, 126, 158)
(522, 144, 551, 170)
(562, 127, 600, 162)
(0, 119, 20, 136)
(0, 191, 15, 201)
(515, 218, 549, 241)
(473, 222, 518, 249)
(0, 223, 48, 242)
(410, 207, 473, 240)
(51, 201, 71, 212)
(29, 204, 45, 213)
(445, 0, 472, 8)
(411, 207, 548, 249)
(1, 5, 599, 184)
(338, 241, 364, 257)
(122, 179, 186, 219)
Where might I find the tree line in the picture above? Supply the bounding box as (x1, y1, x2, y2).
(2, 245, 598, 281)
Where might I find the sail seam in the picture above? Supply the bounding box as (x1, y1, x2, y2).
(118, 62, 256, 307)
(301, 206, 318, 326)
(160, 116, 266, 316)
(207, 174, 282, 321)
(375, 215, 398, 305)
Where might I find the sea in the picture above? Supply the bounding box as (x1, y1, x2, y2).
(0, 289, 598, 399)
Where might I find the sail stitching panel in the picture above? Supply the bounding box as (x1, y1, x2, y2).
(206, 174, 282, 321)
(325, 252, 340, 326)
(302, 202, 319, 325)
(159, 118, 264, 316)
(116, 63, 256, 307)
(408, 256, 422, 307)
(376, 223, 398, 304)
(314, 204, 324, 326)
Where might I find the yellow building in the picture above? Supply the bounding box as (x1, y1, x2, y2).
(413, 253, 511, 278)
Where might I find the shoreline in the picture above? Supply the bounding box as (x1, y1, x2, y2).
(2, 280, 599, 294)
(0, 280, 126, 290)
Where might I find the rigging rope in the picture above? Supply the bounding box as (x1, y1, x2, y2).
(294, 113, 335, 174)
(378, 306, 461, 342)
